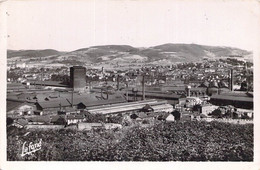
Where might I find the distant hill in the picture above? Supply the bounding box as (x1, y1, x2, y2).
(148, 43, 251, 62)
(7, 49, 61, 58)
(76, 45, 137, 52)
(7, 44, 252, 64)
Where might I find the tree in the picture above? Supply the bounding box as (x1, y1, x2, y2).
(240, 81, 248, 91)
(210, 109, 223, 118)
(7, 117, 14, 126)
(172, 110, 181, 120)
(84, 113, 106, 123)
(54, 117, 67, 125)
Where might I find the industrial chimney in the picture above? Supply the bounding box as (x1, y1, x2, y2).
(185, 85, 191, 97)
(117, 75, 120, 91)
(229, 69, 234, 91)
(142, 75, 145, 100)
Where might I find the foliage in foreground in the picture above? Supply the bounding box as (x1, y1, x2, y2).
(7, 121, 253, 161)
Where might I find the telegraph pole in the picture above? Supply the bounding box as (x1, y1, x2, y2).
(71, 89, 74, 108)
(117, 74, 120, 91)
(229, 69, 234, 91)
(142, 75, 145, 100)
(59, 91, 61, 111)
(245, 62, 250, 93)
(125, 76, 129, 101)
(41, 69, 43, 88)
(126, 81, 129, 101)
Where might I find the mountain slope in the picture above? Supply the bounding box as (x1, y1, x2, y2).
(149, 43, 251, 62)
(7, 44, 252, 64)
(7, 49, 61, 58)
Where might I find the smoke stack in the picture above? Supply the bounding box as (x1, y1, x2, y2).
(142, 75, 145, 100)
(117, 75, 120, 91)
(71, 90, 74, 108)
(88, 81, 92, 93)
(229, 69, 234, 91)
(185, 85, 191, 97)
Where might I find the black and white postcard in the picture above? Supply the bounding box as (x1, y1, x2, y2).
(0, 0, 259, 170)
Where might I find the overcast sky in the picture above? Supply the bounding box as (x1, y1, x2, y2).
(6, 0, 260, 51)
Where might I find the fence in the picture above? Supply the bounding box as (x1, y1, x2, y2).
(201, 117, 253, 124)
(25, 124, 64, 130)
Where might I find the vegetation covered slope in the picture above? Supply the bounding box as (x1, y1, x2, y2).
(7, 43, 252, 63)
(7, 49, 61, 58)
(7, 121, 253, 161)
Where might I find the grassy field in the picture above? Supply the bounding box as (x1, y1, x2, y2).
(7, 121, 253, 161)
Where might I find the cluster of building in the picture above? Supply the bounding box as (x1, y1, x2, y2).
(7, 60, 254, 130)
(8, 58, 253, 91)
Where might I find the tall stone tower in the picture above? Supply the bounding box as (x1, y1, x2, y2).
(70, 66, 86, 92)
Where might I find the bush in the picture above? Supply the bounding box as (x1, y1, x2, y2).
(84, 113, 106, 123)
(210, 109, 223, 118)
(7, 117, 14, 126)
(7, 121, 253, 161)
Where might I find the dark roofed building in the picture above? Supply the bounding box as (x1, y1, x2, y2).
(7, 100, 24, 112)
(27, 116, 51, 124)
(210, 92, 253, 109)
(7, 83, 27, 92)
(7, 100, 35, 115)
(66, 94, 98, 106)
(78, 97, 126, 109)
(126, 90, 181, 105)
(35, 92, 127, 111)
(25, 81, 69, 87)
(36, 99, 71, 110)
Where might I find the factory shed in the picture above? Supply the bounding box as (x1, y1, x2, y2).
(210, 92, 253, 109)
(7, 100, 36, 115)
(7, 100, 24, 112)
(7, 83, 27, 92)
(36, 99, 71, 110)
(76, 94, 127, 109)
(126, 91, 181, 105)
(35, 93, 127, 111)
(66, 95, 98, 106)
(86, 99, 173, 115)
(25, 81, 69, 87)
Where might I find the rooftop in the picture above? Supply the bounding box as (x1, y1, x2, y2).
(211, 92, 253, 102)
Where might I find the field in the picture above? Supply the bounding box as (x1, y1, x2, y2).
(7, 121, 253, 161)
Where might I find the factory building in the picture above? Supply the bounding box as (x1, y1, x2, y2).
(125, 90, 182, 105)
(70, 66, 86, 91)
(86, 99, 173, 115)
(210, 92, 253, 109)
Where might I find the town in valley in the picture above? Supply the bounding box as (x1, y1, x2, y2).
(6, 44, 254, 161)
